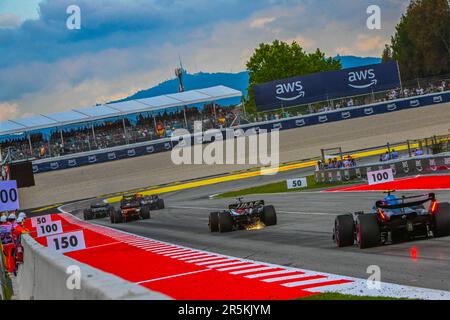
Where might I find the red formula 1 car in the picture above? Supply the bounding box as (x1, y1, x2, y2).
(333, 191, 450, 249)
(110, 194, 151, 224)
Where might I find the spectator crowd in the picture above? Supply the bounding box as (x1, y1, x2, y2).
(0, 104, 240, 161)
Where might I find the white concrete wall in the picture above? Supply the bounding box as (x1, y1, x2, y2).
(16, 234, 171, 300)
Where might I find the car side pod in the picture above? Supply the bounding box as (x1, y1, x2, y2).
(433, 202, 450, 237)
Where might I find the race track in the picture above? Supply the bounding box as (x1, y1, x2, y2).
(21, 102, 450, 294)
(61, 167, 450, 292)
(20, 102, 450, 209)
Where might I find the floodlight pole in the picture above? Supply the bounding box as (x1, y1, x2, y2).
(91, 123, 97, 147)
(60, 130, 64, 146)
(183, 107, 188, 129)
(213, 101, 217, 122)
(152, 113, 157, 137)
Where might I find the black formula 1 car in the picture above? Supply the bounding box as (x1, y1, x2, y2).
(110, 194, 151, 224)
(209, 198, 277, 233)
(333, 191, 450, 249)
(139, 194, 165, 210)
(83, 202, 114, 220)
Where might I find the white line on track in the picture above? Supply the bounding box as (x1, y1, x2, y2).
(196, 259, 233, 266)
(163, 250, 194, 257)
(178, 254, 212, 261)
(206, 261, 246, 268)
(282, 277, 335, 288)
(136, 269, 211, 285)
(217, 264, 262, 272)
(156, 249, 188, 255)
(170, 252, 204, 259)
(186, 256, 223, 263)
(230, 267, 276, 275)
(245, 269, 300, 279)
(262, 274, 312, 283)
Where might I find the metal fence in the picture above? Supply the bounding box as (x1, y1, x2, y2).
(315, 153, 450, 184)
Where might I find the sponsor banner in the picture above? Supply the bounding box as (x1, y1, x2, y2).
(254, 61, 400, 112)
(0, 180, 19, 211)
(315, 154, 450, 183)
(32, 92, 448, 174)
(287, 177, 308, 189)
(367, 168, 394, 185)
(47, 230, 86, 254)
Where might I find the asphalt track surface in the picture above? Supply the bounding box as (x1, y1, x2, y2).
(63, 167, 450, 292)
(21, 103, 450, 294)
(20, 102, 450, 209)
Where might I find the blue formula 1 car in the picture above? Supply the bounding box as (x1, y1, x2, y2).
(333, 191, 450, 249)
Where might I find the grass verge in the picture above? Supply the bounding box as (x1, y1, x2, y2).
(216, 175, 360, 198)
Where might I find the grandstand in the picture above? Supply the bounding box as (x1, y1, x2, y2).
(0, 86, 243, 161)
(0, 77, 448, 168)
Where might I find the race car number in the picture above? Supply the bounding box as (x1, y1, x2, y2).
(36, 220, 63, 238)
(287, 178, 308, 189)
(367, 168, 394, 185)
(47, 230, 86, 254)
(31, 214, 53, 227)
(0, 180, 19, 212)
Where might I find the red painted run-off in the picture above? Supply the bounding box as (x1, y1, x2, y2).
(25, 214, 352, 300)
(326, 175, 450, 192)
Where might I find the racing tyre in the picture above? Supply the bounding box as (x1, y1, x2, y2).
(141, 206, 151, 220)
(83, 210, 93, 221)
(434, 202, 450, 237)
(157, 199, 165, 209)
(356, 214, 381, 249)
(262, 205, 277, 226)
(110, 209, 123, 224)
(334, 215, 354, 247)
(209, 212, 219, 232)
(218, 212, 233, 233)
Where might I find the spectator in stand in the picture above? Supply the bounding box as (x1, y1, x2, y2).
(380, 151, 390, 162)
(327, 159, 333, 169)
(391, 149, 399, 160)
(414, 148, 424, 156)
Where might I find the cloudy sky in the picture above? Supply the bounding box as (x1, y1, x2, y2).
(0, 0, 409, 120)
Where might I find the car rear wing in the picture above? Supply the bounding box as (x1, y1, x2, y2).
(229, 200, 265, 210)
(376, 193, 435, 210)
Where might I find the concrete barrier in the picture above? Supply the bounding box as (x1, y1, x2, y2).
(16, 234, 171, 300)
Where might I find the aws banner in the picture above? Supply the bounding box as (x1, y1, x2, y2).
(253, 61, 401, 112)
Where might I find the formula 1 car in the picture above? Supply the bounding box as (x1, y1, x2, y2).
(83, 202, 114, 220)
(209, 198, 277, 233)
(110, 194, 151, 224)
(138, 194, 165, 210)
(333, 191, 450, 249)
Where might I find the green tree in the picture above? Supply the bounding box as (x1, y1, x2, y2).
(381, 44, 393, 63)
(385, 0, 449, 80)
(245, 40, 341, 114)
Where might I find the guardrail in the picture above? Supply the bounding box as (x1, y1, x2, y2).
(31, 91, 449, 174)
(16, 234, 171, 300)
(314, 153, 450, 184)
